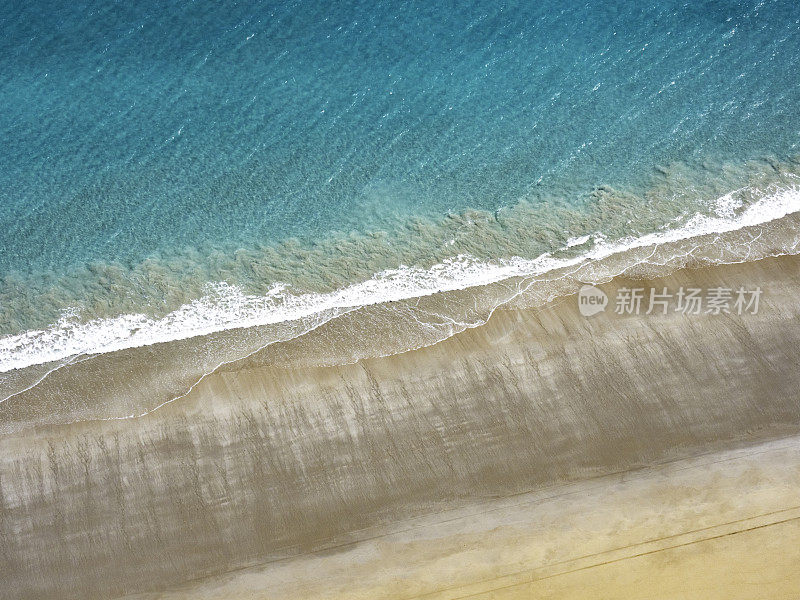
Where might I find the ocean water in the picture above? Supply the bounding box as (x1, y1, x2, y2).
(2, 0, 800, 423)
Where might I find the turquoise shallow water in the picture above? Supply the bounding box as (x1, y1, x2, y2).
(1, 0, 800, 366)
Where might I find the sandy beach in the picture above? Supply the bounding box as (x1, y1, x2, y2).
(4, 2, 800, 597)
(124, 434, 800, 600)
(2, 253, 800, 599)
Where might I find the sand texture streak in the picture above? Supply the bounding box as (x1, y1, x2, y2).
(2, 255, 800, 599)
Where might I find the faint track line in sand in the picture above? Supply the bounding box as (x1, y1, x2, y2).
(404, 507, 800, 600)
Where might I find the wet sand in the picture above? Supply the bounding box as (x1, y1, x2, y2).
(2, 254, 800, 598)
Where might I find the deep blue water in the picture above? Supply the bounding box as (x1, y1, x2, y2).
(1, 0, 800, 330)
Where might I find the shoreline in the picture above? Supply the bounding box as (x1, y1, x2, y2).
(2, 157, 800, 373)
(4, 203, 800, 431)
(2, 253, 800, 597)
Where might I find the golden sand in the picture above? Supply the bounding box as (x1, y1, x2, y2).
(2, 254, 800, 598)
(125, 435, 800, 600)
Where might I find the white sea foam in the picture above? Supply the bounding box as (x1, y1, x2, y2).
(1, 183, 799, 374)
(712, 186, 747, 218)
(566, 234, 591, 247)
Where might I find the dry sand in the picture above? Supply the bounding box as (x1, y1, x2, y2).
(124, 434, 800, 600)
(2, 254, 800, 599)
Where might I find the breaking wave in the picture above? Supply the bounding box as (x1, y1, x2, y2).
(2, 178, 799, 375)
